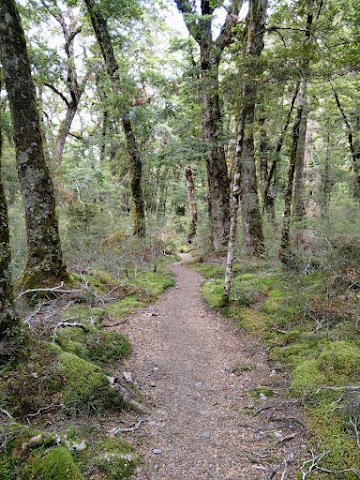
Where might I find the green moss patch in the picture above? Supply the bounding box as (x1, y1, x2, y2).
(19, 447, 84, 480)
(59, 351, 120, 415)
(82, 436, 138, 479)
(130, 269, 175, 300)
(56, 328, 131, 364)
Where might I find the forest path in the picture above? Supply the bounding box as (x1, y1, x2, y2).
(120, 254, 306, 480)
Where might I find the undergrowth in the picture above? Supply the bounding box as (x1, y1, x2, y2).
(0, 258, 175, 479)
(194, 255, 360, 479)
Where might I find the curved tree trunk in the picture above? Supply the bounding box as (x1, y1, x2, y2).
(84, 0, 145, 236)
(0, 0, 67, 288)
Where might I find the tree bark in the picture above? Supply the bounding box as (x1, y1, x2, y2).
(0, 0, 67, 288)
(223, 0, 267, 305)
(237, 0, 266, 255)
(185, 165, 198, 244)
(174, 1, 241, 250)
(333, 87, 360, 201)
(84, 0, 145, 236)
(279, 80, 306, 267)
(0, 88, 24, 364)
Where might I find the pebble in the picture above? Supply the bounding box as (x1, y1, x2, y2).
(152, 448, 163, 454)
(200, 431, 211, 439)
(195, 382, 203, 389)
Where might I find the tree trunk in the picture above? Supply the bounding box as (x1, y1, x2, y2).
(54, 104, 78, 166)
(279, 80, 306, 267)
(294, 107, 308, 219)
(223, 0, 267, 305)
(237, 0, 266, 256)
(258, 116, 275, 222)
(0, 91, 24, 364)
(84, 0, 145, 236)
(0, 0, 67, 288)
(201, 54, 230, 249)
(263, 82, 299, 217)
(174, 1, 241, 250)
(185, 165, 198, 244)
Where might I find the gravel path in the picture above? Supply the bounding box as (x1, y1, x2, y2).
(121, 254, 307, 479)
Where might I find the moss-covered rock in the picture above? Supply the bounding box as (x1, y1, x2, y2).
(19, 447, 84, 480)
(59, 351, 120, 415)
(77, 436, 138, 479)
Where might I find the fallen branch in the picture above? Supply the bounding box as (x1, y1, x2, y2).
(52, 321, 90, 342)
(16, 282, 81, 301)
(273, 433, 297, 445)
(280, 459, 288, 480)
(24, 403, 64, 418)
(300, 450, 329, 479)
(316, 466, 360, 477)
(102, 320, 127, 328)
(0, 407, 14, 420)
(254, 399, 299, 416)
(111, 419, 145, 435)
(270, 415, 306, 429)
(349, 416, 360, 449)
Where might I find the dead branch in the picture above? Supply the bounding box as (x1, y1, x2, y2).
(52, 321, 90, 342)
(315, 466, 360, 477)
(254, 399, 299, 416)
(102, 320, 127, 328)
(0, 407, 14, 420)
(301, 450, 329, 479)
(270, 415, 307, 429)
(15, 282, 81, 301)
(273, 433, 297, 445)
(349, 416, 360, 449)
(111, 419, 145, 435)
(24, 403, 64, 418)
(280, 458, 288, 480)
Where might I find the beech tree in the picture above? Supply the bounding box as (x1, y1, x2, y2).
(0, 0, 67, 288)
(174, 0, 242, 250)
(0, 82, 23, 364)
(84, 0, 146, 237)
(223, 0, 267, 304)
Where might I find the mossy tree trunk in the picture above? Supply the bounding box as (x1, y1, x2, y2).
(223, 0, 267, 305)
(185, 165, 198, 244)
(84, 0, 145, 237)
(175, 0, 242, 250)
(236, 0, 266, 256)
(0, 0, 67, 289)
(0, 90, 24, 365)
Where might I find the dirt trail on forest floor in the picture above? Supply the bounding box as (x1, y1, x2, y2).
(120, 254, 308, 480)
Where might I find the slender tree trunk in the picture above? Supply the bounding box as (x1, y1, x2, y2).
(294, 105, 308, 219)
(0, 92, 24, 364)
(263, 82, 299, 216)
(54, 104, 77, 166)
(84, 0, 145, 236)
(258, 116, 275, 221)
(185, 165, 198, 244)
(279, 80, 306, 267)
(333, 87, 360, 201)
(223, 0, 267, 305)
(0, 0, 67, 288)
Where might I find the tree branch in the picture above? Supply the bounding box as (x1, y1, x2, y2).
(43, 82, 70, 107)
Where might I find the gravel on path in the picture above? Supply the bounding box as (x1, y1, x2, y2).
(120, 254, 307, 480)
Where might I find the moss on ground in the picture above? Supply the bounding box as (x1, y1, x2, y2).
(56, 328, 132, 364)
(59, 351, 120, 415)
(194, 257, 360, 478)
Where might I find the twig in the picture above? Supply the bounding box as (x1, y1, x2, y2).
(24, 403, 64, 418)
(273, 433, 297, 445)
(112, 419, 144, 434)
(254, 400, 299, 416)
(15, 282, 81, 301)
(102, 320, 127, 328)
(52, 321, 90, 342)
(300, 450, 328, 479)
(0, 407, 14, 420)
(280, 458, 288, 480)
(270, 416, 306, 429)
(349, 416, 360, 449)
(315, 466, 360, 477)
